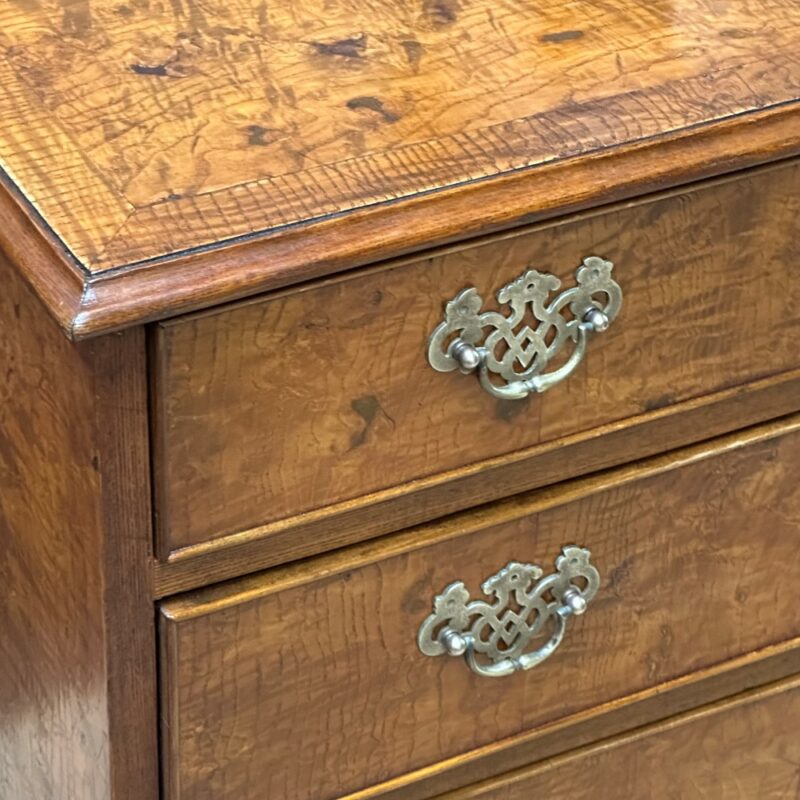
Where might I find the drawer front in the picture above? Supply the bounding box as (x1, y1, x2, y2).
(153, 160, 800, 562)
(444, 675, 800, 800)
(160, 417, 800, 800)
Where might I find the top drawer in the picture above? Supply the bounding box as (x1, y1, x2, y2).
(152, 160, 800, 568)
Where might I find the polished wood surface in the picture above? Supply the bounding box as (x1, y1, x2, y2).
(354, 638, 800, 800)
(160, 416, 800, 800)
(2, 3, 800, 795)
(0, 250, 158, 800)
(356, 639, 800, 800)
(154, 160, 800, 563)
(1, 2, 800, 334)
(441, 675, 800, 800)
(155, 368, 800, 597)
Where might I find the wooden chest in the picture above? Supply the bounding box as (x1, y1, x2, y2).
(2, 2, 800, 799)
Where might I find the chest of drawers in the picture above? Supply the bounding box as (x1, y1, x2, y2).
(2, 3, 800, 799)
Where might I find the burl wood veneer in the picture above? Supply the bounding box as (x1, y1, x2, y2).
(160, 418, 800, 800)
(153, 161, 800, 568)
(441, 674, 800, 800)
(1, 2, 800, 799)
(0, 0, 799, 334)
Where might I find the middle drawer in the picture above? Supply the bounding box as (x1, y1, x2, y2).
(160, 414, 800, 800)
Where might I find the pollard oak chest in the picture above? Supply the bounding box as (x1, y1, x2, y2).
(2, 2, 800, 799)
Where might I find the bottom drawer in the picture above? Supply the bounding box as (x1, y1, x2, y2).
(443, 673, 800, 800)
(160, 415, 800, 800)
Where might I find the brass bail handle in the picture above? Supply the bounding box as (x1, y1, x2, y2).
(427, 257, 622, 400)
(417, 546, 600, 678)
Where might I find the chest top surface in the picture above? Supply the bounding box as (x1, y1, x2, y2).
(1, 0, 799, 337)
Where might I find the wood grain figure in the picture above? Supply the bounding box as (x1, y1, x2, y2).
(0, 0, 799, 333)
(160, 417, 800, 800)
(153, 159, 800, 561)
(2, 2, 800, 797)
(437, 675, 800, 800)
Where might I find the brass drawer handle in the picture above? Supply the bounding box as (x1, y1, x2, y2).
(427, 257, 622, 399)
(417, 546, 599, 678)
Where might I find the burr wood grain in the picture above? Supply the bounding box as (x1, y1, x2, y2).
(160, 417, 800, 800)
(1, 0, 799, 334)
(153, 160, 800, 565)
